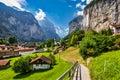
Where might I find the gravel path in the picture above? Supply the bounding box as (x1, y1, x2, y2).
(73, 64, 91, 80)
(80, 64, 91, 80)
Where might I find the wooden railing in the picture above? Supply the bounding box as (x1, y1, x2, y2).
(57, 61, 78, 80)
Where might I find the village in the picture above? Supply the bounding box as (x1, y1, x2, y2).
(0, 0, 120, 79)
(0, 22, 120, 75)
(0, 38, 65, 70)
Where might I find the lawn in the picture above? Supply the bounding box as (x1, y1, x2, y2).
(90, 50, 120, 80)
(0, 52, 72, 80)
(57, 47, 85, 64)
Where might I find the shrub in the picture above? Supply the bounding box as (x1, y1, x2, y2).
(114, 38, 120, 47)
(68, 30, 85, 46)
(46, 39, 54, 47)
(8, 36, 17, 44)
(48, 53, 56, 65)
(80, 30, 115, 59)
(52, 49, 58, 54)
(12, 56, 32, 74)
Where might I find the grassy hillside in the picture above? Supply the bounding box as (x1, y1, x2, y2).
(90, 50, 120, 80)
(58, 47, 85, 64)
(0, 52, 72, 80)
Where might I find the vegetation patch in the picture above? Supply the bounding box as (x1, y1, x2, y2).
(58, 47, 85, 64)
(90, 50, 120, 80)
(79, 29, 120, 59)
(0, 52, 71, 80)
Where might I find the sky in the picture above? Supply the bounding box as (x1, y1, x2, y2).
(0, 0, 92, 38)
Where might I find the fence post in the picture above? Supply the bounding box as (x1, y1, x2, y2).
(57, 61, 78, 80)
(104, 60, 106, 73)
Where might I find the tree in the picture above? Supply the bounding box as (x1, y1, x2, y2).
(80, 30, 115, 59)
(46, 39, 54, 47)
(12, 56, 32, 74)
(70, 35, 78, 46)
(0, 38, 9, 45)
(99, 28, 112, 36)
(8, 36, 17, 44)
(48, 53, 56, 65)
(64, 30, 85, 46)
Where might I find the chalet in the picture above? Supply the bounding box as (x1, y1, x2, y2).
(57, 46, 64, 52)
(0, 59, 10, 69)
(30, 55, 52, 70)
(111, 23, 120, 34)
(19, 48, 35, 55)
(0, 45, 20, 58)
(0, 50, 19, 58)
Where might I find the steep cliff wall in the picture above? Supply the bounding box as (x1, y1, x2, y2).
(83, 0, 120, 32)
(69, 16, 83, 34)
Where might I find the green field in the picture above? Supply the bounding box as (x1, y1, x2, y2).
(0, 52, 72, 80)
(90, 50, 120, 80)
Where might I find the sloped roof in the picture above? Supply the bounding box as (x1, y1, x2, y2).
(112, 23, 120, 29)
(0, 50, 19, 53)
(18, 48, 34, 51)
(30, 55, 52, 64)
(0, 60, 10, 66)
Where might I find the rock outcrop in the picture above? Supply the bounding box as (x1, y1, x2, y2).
(83, 0, 120, 32)
(69, 0, 120, 33)
(0, 3, 45, 42)
(37, 17, 60, 40)
(0, 2, 60, 41)
(69, 16, 83, 34)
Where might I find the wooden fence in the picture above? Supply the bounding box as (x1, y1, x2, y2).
(57, 61, 78, 80)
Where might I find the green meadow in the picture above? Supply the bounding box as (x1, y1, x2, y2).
(90, 50, 120, 80)
(0, 52, 72, 80)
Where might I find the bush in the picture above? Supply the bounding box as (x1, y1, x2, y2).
(68, 30, 85, 46)
(80, 30, 115, 59)
(52, 49, 58, 54)
(114, 38, 120, 47)
(48, 53, 56, 65)
(111, 45, 119, 50)
(46, 39, 54, 47)
(12, 56, 32, 74)
(8, 36, 17, 44)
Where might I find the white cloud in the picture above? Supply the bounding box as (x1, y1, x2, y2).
(76, 3, 80, 8)
(81, 0, 86, 2)
(0, 0, 26, 11)
(77, 11, 83, 16)
(76, 3, 86, 9)
(35, 9, 46, 21)
(71, 0, 76, 1)
(86, 0, 93, 4)
(55, 26, 69, 38)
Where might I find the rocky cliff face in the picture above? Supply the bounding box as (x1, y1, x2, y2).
(37, 17, 60, 40)
(69, 0, 120, 33)
(83, 0, 120, 32)
(0, 3, 45, 42)
(69, 16, 83, 34)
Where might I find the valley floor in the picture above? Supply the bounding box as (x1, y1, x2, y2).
(0, 53, 72, 80)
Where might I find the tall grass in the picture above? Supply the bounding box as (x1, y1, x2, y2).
(90, 50, 120, 80)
